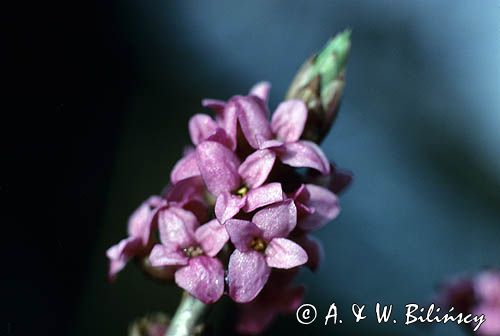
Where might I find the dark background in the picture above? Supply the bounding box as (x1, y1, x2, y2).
(3, 1, 499, 335)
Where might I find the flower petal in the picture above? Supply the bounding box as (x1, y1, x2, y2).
(170, 150, 201, 184)
(127, 196, 165, 245)
(106, 236, 143, 281)
(234, 95, 272, 149)
(225, 219, 262, 252)
(195, 219, 229, 257)
(127, 197, 160, 239)
(280, 141, 330, 175)
(299, 184, 340, 231)
(265, 238, 308, 269)
(206, 127, 234, 149)
(215, 192, 246, 224)
(474, 271, 500, 303)
(157, 207, 197, 247)
(472, 305, 500, 335)
(188, 114, 218, 145)
(294, 234, 324, 271)
(216, 101, 238, 150)
(164, 176, 205, 206)
(238, 149, 276, 188)
(196, 140, 241, 196)
(201, 98, 226, 113)
(228, 250, 271, 303)
(249, 81, 271, 104)
(243, 183, 284, 213)
(175, 256, 225, 304)
(259, 139, 285, 150)
(252, 200, 297, 240)
(271, 100, 307, 142)
(149, 243, 188, 267)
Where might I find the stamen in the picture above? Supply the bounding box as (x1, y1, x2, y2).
(236, 186, 249, 196)
(249, 237, 267, 252)
(183, 246, 204, 258)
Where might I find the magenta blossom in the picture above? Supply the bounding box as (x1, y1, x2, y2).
(472, 271, 500, 335)
(108, 78, 351, 334)
(225, 200, 308, 302)
(438, 270, 500, 335)
(229, 95, 330, 177)
(198, 140, 286, 223)
(106, 196, 163, 281)
(149, 206, 228, 304)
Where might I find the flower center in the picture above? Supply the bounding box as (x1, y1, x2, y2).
(235, 185, 249, 196)
(249, 237, 267, 252)
(183, 245, 204, 258)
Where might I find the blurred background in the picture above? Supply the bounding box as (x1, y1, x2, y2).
(4, 0, 499, 335)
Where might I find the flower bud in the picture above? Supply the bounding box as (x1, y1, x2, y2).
(286, 30, 351, 143)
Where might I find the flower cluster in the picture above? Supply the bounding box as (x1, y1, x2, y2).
(437, 269, 500, 335)
(107, 82, 351, 333)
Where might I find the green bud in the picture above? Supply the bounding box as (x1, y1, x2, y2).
(286, 30, 351, 143)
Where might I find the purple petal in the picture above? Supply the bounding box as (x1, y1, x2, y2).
(106, 236, 143, 280)
(195, 219, 229, 257)
(164, 176, 204, 203)
(249, 81, 271, 104)
(196, 141, 241, 196)
(280, 141, 330, 175)
(188, 114, 218, 145)
(243, 183, 284, 213)
(206, 127, 234, 149)
(259, 139, 285, 150)
(157, 207, 197, 247)
(175, 256, 225, 304)
(201, 98, 226, 113)
(214, 192, 246, 224)
(127, 199, 156, 238)
(294, 234, 324, 271)
(271, 100, 307, 142)
(234, 95, 272, 149)
(170, 150, 201, 184)
(329, 165, 353, 194)
(252, 200, 297, 241)
(299, 184, 340, 231)
(472, 305, 500, 335)
(474, 271, 500, 303)
(216, 100, 238, 150)
(238, 149, 276, 188)
(149, 243, 188, 267)
(291, 184, 314, 216)
(236, 306, 275, 335)
(127, 196, 164, 245)
(225, 219, 262, 252)
(265, 238, 308, 269)
(228, 250, 271, 303)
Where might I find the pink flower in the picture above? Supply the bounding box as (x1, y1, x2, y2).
(196, 140, 285, 224)
(438, 270, 500, 336)
(472, 271, 500, 335)
(107, 80, 351, 329)
(225, 200, 308, 302)
(106, 196, 163, 281)
(232, 95, 330, 177)
(149, 207, 229, 304)
(174, 82, 271, 156)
